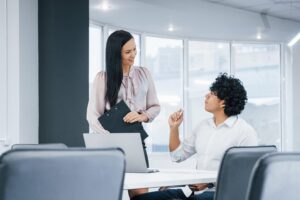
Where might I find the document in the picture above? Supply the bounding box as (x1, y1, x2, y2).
(98, 100, 148, 140)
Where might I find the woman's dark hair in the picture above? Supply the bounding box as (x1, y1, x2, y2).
(105, 30, 133, 107)
(210, 73, 247, 117)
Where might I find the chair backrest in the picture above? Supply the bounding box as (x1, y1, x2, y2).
(11, 143, 68, 149)
(214, 145, 277, 200)
(246, 153, 300, 200)
(0, 148, 125, 200)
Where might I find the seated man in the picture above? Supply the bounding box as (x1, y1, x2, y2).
(132, 73, 258, 200)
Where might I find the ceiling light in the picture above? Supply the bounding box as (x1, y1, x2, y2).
(256, 34, 262, 40)
(168, 25, 174, 32)
(98, 2, 111, 11)
(288, 32, 300, 47)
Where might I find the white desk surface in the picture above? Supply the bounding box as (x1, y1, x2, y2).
(124, 169, 217, 190)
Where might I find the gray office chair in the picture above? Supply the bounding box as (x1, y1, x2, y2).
(0, 148, 125, 200)
(11, 143, 68, 149)
(246, 152, 300, 200)
(214, 145, 277, 200)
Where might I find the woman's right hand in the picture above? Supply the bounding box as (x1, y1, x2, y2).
(123, 111, 148, 123)
(168, 109, 183, 129)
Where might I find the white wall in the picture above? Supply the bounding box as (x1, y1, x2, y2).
(292, 42, 300, 150)
(19, 0, 38, 143)
(0, 0, 8, 150)
(0, 0, 38, 153)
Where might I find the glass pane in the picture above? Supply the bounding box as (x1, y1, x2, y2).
(89, 25, 102, 85)
(89, 25, 103, 133)
(232, 43, 281, 148)
(132, 34, 141, 66)
(108, 29, 141, 66)
(145, 36, 184, 152)
(187, 41, 230, 134)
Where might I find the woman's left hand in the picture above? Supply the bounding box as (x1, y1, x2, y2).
(123, 111, 148, 123)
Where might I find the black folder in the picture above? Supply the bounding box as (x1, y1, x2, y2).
(98, 100, 148, 141)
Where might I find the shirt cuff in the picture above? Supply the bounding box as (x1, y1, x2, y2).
(170, 144, 183, 162)
(140, 111, 153, 122)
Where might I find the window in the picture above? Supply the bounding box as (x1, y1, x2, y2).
(232, 43, 281, 148)
(88, 24, 283, 153)
(145, 36, 184, 152)
(89, 25, 102, 132)
(0, 0, 7, 144)
(187, 41, 230, 134)
(89, 25, 102, 89)
(132, 33, 141, 66)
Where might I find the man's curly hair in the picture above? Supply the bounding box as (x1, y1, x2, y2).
(209, 73, 247, 117)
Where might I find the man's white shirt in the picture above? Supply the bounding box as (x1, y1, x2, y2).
(170, 116, 258, 171)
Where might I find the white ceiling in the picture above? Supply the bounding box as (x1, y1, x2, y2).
(204, 0, 300, 22)
(89, 0, 300, 42)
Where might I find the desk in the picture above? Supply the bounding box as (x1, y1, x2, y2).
(124, 169, 217, 190)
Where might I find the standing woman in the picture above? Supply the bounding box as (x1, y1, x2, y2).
(86, 30, 160, 197)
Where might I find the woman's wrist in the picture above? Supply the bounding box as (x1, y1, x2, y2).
(139, 113, 149, 122)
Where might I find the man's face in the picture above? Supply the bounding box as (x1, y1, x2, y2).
(204, 91, 225, 113)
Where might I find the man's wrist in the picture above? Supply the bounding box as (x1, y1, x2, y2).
(207, 183, 215, 189)
(170, 126, 179, 131)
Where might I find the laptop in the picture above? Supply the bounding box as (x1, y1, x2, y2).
(83, 133, 158, 173)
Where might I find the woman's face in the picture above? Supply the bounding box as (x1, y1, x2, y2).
(121, 38, 136, 67)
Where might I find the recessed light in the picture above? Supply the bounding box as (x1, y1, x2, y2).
(256, 34, 262, 40)
(288, 32, 300, 47)
(98, 2, 111, 11)
(168, 25, 174, 32)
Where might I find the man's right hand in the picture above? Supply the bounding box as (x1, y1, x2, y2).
(168, 109, 184, 129)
